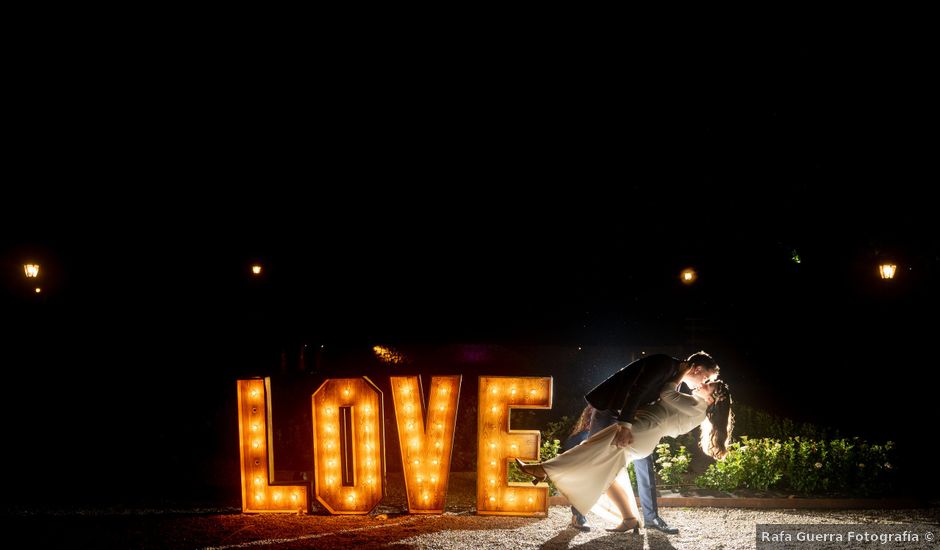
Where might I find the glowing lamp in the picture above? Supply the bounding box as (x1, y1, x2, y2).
(477, 376, 552, 517)
(236, 378, 309, 513)
(251, 264, 262, 275)
(312, 377, 385, 514)
(879, 264, 897, 279)
(391, 375, 461, 513)
(680, 268, 697, 284)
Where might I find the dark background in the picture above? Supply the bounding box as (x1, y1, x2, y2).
(2, 31, 937, 507)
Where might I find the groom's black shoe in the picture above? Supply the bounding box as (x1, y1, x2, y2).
(645, 516, 679, 534)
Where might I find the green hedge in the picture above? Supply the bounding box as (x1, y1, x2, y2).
(694, 436, 896, 496)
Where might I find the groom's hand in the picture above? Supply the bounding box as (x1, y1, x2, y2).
(611, 425, 634, 448)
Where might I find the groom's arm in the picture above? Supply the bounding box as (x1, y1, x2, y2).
(616, 358, 673, 423)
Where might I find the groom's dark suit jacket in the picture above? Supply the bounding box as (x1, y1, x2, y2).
(584, 354, 684, 423)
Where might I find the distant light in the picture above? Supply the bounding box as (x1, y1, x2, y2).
(373, 345, 405, 365)
(680, 268, 697, 284)
(251, 264, 262, 275)
(34, 287, 42, 294)
(24, 264, 40, 278)
(791, 250, 801, 264)
(879, 264, 897, 280)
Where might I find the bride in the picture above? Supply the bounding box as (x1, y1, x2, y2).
(517, 379, 733, 533)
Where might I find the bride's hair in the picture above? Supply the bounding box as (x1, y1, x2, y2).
(699, 381, 733, 459)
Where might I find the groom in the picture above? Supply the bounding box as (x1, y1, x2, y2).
(583, 351, 719, 534)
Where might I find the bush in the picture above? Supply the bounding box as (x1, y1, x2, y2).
(655, 442, 691, 487)
(695, 436, 896, 496)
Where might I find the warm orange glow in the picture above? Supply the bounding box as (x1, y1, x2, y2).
(680, 267, 697, 284)
(477, 376, 552, 517)
(236, 378, 309, 513)
(373, 345, 406, 365)
(879, 263, 897, 279)
(34, 287, 41, 294)
(251, 264, 262, 275)
(24, 264, 39, 278)
(390, 375, 462, 513)
(312, 377, 385, 514)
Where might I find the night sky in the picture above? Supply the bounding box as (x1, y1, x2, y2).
(3, 35, 938, 505)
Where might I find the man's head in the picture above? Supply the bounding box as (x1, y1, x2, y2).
(681, 351, 719, 389)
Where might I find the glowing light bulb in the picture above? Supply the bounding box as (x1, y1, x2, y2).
(438, 405, 445, 411)
(440, 387, 448, 395)
(414, 459, 420, 466)
(436, 422, 443, 429)
(490, 441, 497, 449)
(489, 478, 495, 485)
(368, 477, 374, 484)
(251, 423, 260, 432)
(527, 497, 534, 504)
(490, 460, 496, 467)
(363, 405, 371, 413)
(491, 406, 498, 414)
(250, 388, 260, 399)
(252, 440, 262, 449)
(423, 493, 429, 501)
(254, 476, 263, 485)
(489, 496, 495, 502)
(416, 476, 423, 483)
(405, 404, 413, 413)
(326, 442, 333, 449)
(432, 459, 438, 465)
(491, 386, 499, 394)
(325, 407, 333, 415)
(329, 460, 336, 467)
(343, 387, 350, 396)
(273, 492, 282, 502)
(430, 476, 437, 483)
(326, 425, 333, 433)
(510, 388, 517, 395)
(435, 441, 441, 448)
(401, 386, 411, 395)
(530, 389, 537, 396)
(255, 493, 264, 501)
(291, 493, 299, 501)
(407, 422, 415, 430)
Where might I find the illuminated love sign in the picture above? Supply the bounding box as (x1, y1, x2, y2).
(390, 375, 461, 513)
(236, 375, 552, 517)
(236, 379, 309, 513)
(476, 376, 553, 516)
(311, 377, 386, 514)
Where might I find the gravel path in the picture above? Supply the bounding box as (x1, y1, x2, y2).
(391, 506, 939, 549)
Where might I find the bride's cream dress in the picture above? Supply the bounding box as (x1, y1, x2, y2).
(541, 386, 708, 518)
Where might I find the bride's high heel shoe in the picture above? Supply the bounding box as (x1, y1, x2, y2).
(605, 517, 640, 534)
(513, 458, 548, 485)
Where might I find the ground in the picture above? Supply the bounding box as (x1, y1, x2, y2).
(3, 474, 936, 549)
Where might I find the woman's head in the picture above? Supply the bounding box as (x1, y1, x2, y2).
(697, 380, 733, 459)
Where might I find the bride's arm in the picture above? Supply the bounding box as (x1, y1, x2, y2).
(660, 387, 708, 416)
